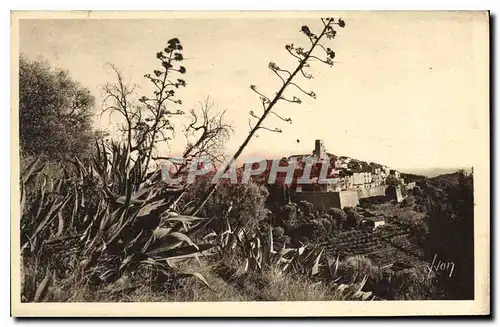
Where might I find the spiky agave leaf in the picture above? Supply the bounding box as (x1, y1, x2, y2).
(146, 231, 199, 255)
(162, 215, 208, 224)
(21, 156, 45, 186)
(311, 248, 324, 277)
(146, 243, 216, 259)
(152, 227, 173, 240)
(33, 269, 52, 302)
(131, 201, 170, 231)
(115, 185, 152, 206)
(23, 193, 71, 251)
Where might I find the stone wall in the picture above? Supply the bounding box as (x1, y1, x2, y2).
(356, 185, 386, 199)
(339, 190, 360, 208)
(293, 185, 405, 209)
(295, 192, 340, 210)
(295, 190, 359, 210)
(386, 185, 406, 202)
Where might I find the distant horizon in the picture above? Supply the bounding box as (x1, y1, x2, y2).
(397, 166, 473, 177)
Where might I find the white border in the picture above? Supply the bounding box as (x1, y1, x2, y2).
(2, 1, 497, 326)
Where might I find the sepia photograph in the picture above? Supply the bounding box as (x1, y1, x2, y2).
(10, 10, 490, 316)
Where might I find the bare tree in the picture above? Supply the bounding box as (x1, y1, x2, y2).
(153, 97, 233, 200)
(189, 17, 346, 216)
(101, 64, 138, 153)
(102, 38, 233, 188)
(102, 38, 187, 180)
(182, 97, 233, 164)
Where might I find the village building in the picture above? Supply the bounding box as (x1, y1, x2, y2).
(389, 169, 401, 179)
(242, 139, 407, 209)
(287, 140, 406, 193)
(353, 172, 373, 188)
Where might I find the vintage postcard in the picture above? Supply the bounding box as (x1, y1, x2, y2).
(11, 11, 490, 317)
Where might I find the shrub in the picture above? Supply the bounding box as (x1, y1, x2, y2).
(319, 214, 333, 234)
(272, 226, 285, 238)
(298, 200, 314, 216)
(345, 210, 363, 229)
(343, 206, 356, 214)
(183, 177, 269, 234)
(412, 185, 424, 197)
(310, 219, 327, 239)
(386, 175, 402, 187)
(288, 223, 315, 245)
(337, 256, 378, 284)
(360, 219, 375, 229)
(327, 207, 346, 229)
(19, 56, 95, 161)
(374, 266, 442, 300)
(330, 218, 339, 231)
(400, 196, 415, 208)
(278, 204, 297, 226)
(408, 219, 428, 247)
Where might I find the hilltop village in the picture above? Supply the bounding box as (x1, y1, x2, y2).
(244, 139, 416, 210)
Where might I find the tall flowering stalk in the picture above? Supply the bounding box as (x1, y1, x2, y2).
(190, 17, 346, 215)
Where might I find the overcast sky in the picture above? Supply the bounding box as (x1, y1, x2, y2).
(18, 11, 488, 171)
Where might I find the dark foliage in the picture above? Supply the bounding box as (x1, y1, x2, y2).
(19, 56, 96, 161)
(422, 171, 474, 299)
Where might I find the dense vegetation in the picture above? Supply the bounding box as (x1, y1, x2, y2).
(19, 56, 96, 161)
(18, 18, 474, 302)
(421, 172, 475, 299)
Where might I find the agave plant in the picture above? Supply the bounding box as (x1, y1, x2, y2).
(20, 140, 218, 301)
(20, 157, 73, 254)
(213, 222, 378, 301)
(216, 224, 325, 277)
(330, 276, 377, 301)
(70, 141, 217, 286)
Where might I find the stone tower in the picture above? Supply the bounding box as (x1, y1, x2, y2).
(313, 139, 326, 159)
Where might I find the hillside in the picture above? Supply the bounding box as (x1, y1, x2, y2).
(428, 171, 470, 188)
(402, 167, 473, 178)
(400, 172, 426, 183)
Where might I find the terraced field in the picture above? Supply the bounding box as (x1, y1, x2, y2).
(325, 223, 426, 269)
